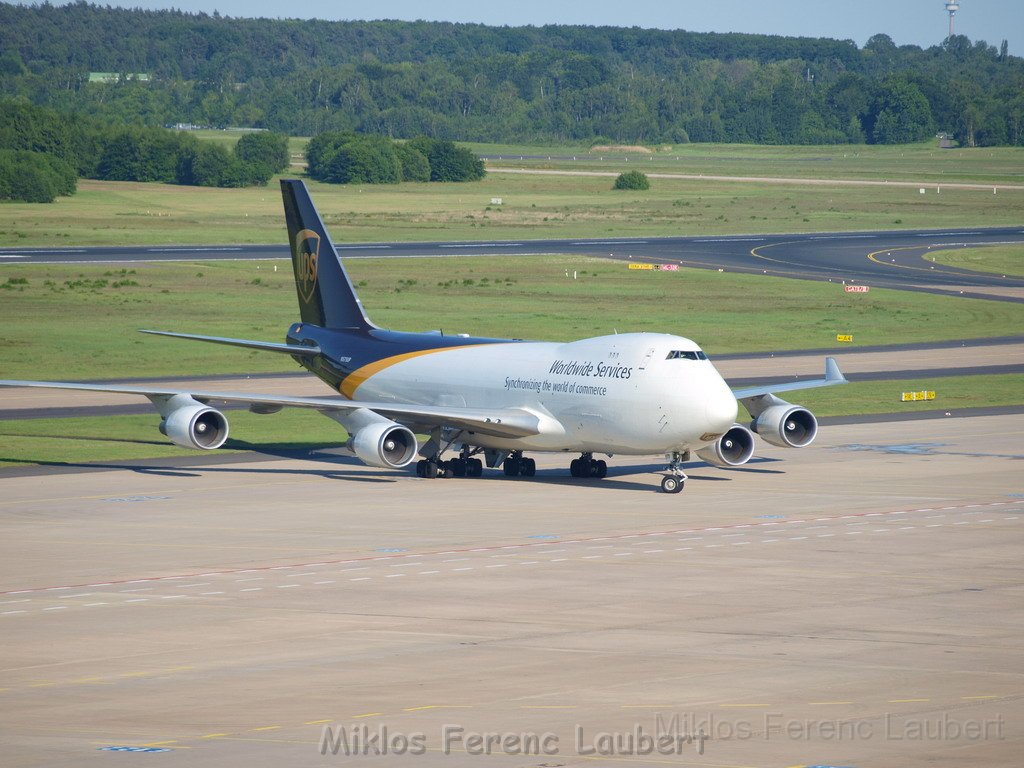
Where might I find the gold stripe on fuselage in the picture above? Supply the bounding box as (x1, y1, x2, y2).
(339, 344, 495, 400)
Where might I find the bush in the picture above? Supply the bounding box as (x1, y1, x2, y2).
(306, 132, 401, 184)
(178, 143, 231, 186)
(326, 137, 402, 184)
(235, 131, 290, 175)
(0, 149, 77, 202)
(395, 143, 430, 182)
(613, 170, 650, 190)
(308, 132, 483, 185)
(409, 136, 485, 182)
(97, 128, 197, 183)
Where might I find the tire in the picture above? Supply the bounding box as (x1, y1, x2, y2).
(661, 475, 683, 494)
(522, 458, 536, 477)
(503, 458, 520, 477)
(415, 460, 426, 478)
(452, 458, 467, 478)
(424, 461, 439, 479)
(570, 459, 581, 478)
(595, 460, 607, 479)
(468, 458, 484, 477)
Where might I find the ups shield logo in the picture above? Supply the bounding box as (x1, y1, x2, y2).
(294, 228, 319, 305)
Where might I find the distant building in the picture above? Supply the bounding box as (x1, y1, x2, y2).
(936, 132, 956, 149)
(88, 72, 151, 83)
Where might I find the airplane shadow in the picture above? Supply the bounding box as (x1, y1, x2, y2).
(0, 444, 398, 483)
(0, 446, 787, 490)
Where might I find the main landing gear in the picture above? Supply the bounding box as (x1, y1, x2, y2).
(570, 453, 607, 479)
(415, 429, 486, 479)
(415, 456, 484, 478)
(660, 451, 688, 494)
(503, 451, 536, 477)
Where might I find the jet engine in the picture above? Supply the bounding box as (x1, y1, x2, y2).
(160, 403, 229, 450)
(695, 424, 755, 467)
(751, 403, 817, 448)
(348, 421, 418, 469)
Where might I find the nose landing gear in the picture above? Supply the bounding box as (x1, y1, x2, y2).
(660, 451, 688, 494)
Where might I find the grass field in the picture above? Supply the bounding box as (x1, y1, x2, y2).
(1, 140, 1022, 247)
(476, 141, 1024, 185)
(1, 256, 1021, 380)
(186, 133, 1024, 186)
(0, 173, 1020, 247)
(929, 244, 1024, 277)
(1, 374, 1019, 469)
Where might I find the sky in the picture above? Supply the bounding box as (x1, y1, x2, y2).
(22, 0, 1023, 54)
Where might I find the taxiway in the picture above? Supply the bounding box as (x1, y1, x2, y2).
(1, 414, 1022, 767)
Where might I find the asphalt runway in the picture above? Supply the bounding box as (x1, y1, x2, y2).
(1, 414, 1022, 767)
(2, 225, 1023, 302)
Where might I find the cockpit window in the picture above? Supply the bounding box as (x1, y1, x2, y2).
(666, 350, 708, 361)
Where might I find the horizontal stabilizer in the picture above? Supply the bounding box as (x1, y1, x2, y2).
(140, 330, 320, 356)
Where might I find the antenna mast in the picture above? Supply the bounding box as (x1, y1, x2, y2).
(945, 1, 960, 38)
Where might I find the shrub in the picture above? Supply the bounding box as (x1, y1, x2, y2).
(395, 143, 430, 182)
(234, 131, 290, 174)
(613, 170, 650, 190)
(0, 149, 77, 202)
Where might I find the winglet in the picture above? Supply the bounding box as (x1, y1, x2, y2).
(825, 356, 847, 383)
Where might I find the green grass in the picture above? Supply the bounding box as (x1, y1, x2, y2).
(2, 374, 1018, 468)
(479, 141, 1024, 185)
(1, 145, 1022, 247)
(1, 256, 1021, 379)
(927, 244, 1024, 278)
(790, 374, 1024, 417)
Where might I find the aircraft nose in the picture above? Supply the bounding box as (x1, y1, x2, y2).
(705, 383, 738, 433)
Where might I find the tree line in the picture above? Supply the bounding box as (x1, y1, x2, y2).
(306, 133, 484, 184)
(0, 100, 290, 201)
(1, 4, 1021, 147)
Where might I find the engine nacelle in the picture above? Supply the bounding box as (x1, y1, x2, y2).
(751, 404, 818, 448)
(348, 421, 418, 469)
(160, 404, 229, 450)
(695, 424, 755, 467)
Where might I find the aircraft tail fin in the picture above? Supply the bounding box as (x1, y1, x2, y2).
(280, 179, 375, 330)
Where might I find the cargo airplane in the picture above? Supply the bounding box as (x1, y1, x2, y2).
(0, 180, 847, 493)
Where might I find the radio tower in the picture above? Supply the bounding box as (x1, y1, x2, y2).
(945, 1, 960, 37)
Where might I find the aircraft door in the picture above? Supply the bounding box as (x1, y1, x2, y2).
(638, 347, 655, 370)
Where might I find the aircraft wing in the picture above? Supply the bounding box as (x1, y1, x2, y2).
(0, 380, 542, 439)
(730, 357, 848, 401)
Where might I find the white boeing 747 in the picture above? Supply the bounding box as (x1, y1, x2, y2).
(0, 180, 847, 493)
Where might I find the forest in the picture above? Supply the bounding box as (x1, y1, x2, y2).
(1, 2, 1022, 148)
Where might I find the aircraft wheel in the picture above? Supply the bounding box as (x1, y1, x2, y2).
(569, 459, 581, 478)
(468, 458, 484, 477)
(595, 460, 608, 479)
(451, 458, 467, 478)
(521, 458, 536, 477)
(503, 457, 520, 477)
(661, 475, 684, 494)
